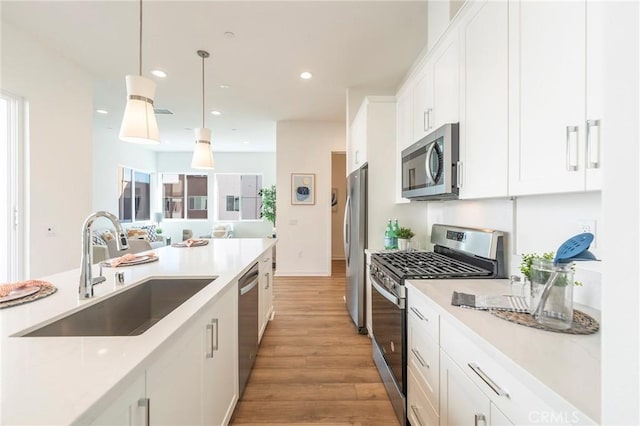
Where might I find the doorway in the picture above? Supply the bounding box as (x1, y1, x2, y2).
(331, 152, 347, 262)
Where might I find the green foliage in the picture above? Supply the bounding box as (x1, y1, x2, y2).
(520, 252, 582, 286)
(259, 185, 276, 226)
(156, 227, 163, 235)
(396, 227, 415, 239)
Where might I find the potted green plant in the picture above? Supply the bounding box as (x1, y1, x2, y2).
(259, 185, 276, 237)
(396, 227, 415, 251)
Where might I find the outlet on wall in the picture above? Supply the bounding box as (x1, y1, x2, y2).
(577, 220, 597, 247)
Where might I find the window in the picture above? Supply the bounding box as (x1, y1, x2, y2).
(162, 173, 208, 219)
(215, 174, 262, 221)
(118, 167, 151, 222)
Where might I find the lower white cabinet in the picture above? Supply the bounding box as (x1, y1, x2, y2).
(258, 249, 273, 342)
(88, 280, 239, 426)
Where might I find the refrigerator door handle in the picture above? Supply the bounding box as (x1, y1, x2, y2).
(343, 195, 351, 267)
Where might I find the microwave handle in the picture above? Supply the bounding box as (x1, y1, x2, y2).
(425, 143, 437, 184)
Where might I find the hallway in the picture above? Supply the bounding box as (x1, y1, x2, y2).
(231, 260, 399, 425)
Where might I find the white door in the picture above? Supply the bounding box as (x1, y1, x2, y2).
(585, 0, 604, 190)
(0, 92, 24, 282)
(509, 1, 586, 195)
(431, 33, 459, 130)
(413, 63, 434, 141)
(440, 351, 491, 425)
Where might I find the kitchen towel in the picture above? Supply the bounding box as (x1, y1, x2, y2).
(451, 291, 529, 313)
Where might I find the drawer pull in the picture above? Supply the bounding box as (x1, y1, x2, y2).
(474, 413, 486, 426)
(468, 363, 509, 398)
(138, 398, 150, 426)
(411, 348, 429, 369)
(410, 404, 425, 426)
(410, 306, 426, 321)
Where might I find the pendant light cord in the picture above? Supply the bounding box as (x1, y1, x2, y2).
(139, 0, 143, 76)
(202, 54, 205, 128)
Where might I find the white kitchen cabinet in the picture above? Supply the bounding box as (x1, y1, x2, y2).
(258, 249, 273, 341)
(146, 311, 203, 425)
(407, 366, 440, 426)
(202, 280, 239, 425)
(508, 0, 603, 195)
(88, 375, 146, 426)
(347, 103, 367, 175)
(413, 30, 459, 143)
(458, 0, 509, 199)
(440, 350, 493, 426)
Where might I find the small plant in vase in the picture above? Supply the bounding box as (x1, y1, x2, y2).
(396, 227, 415, 251)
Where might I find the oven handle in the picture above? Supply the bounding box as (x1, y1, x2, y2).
(371, 279, 403, 308)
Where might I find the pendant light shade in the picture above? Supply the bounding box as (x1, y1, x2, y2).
(191, 50, 214, 169)
(191, 128, 214, 169)
(119, 75, 160, 144)
(119, 0, 160, 144)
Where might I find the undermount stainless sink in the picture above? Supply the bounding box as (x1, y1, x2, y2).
(17, 277, 216, 337)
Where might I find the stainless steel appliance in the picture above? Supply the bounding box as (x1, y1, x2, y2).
(238, 262, 259, 397)
(370, 224, 505, 425)
(343, 163, 368, 334)
(401, 123, 459, 200)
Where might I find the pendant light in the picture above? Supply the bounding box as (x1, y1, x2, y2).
(191, 50, 215, 169)
(119, 0, 160, 144)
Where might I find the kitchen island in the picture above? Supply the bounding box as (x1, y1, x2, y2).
(0, 238, 275, 425)
(407, 278, 600, 425)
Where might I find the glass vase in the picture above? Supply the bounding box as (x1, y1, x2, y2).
(529, 258, 574, 330)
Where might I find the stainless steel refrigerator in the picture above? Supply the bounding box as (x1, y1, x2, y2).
(343, 163, 367, 334)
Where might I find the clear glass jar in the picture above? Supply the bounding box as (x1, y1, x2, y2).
(529, 258, 574, 330)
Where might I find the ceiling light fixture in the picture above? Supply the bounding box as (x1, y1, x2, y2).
(119, 0, 160, 144)
(95, 109, 108, 114)
(151, 69, 167, 78)
(219, 84, 230, 89)
(300, 71, 313, 80)
(211, 110, 222, 116)
(191, 50, 214, 170)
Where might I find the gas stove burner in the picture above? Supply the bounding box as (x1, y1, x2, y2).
(374, 250, 492, 280)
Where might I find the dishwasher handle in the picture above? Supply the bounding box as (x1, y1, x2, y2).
(240, 277, 259, 295)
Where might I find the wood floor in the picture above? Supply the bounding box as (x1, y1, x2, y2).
(230, 260, 399, 425)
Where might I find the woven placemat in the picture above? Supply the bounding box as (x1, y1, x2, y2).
(0, 284, 57, 309)
(490, 309, 599, 335)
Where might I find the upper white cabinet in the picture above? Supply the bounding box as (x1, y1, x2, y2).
(396, 85, 414, 152)
(413, 31, 460, 143)
(458, 0, 509, 199)
(347, 103, 368, 175)
(508, 0, 603, 195)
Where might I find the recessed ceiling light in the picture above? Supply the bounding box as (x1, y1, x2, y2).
(219, 84, 230, 89)
(151, 70, 167, 78)
(243, 141, 249, 144)
(232, 128, 237, 131)
(95, 109, 108, 114)
(211, 110, 222, 116)
(224, 31, 235, 38)
(300, 71, 313, 80)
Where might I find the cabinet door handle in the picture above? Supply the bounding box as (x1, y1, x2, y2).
(474, 413, 486, 426)
(138, 398, 150, 426)
(427, 108, 433, 130)
(206, 318, 219, 358)
(264, 272, 270, 289)
(586, 119, 601, 168)
(456, 161, 463, 188)
(468, 363, 509, 397)
(423, 111, 429, 132)
(566, 125, 579, 171)
(410, 404, 425, 426)
(411, 348, 429, 369)
(410, 306, 426, 321)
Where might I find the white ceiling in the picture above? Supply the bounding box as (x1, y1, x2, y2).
(1, 1, 428, 152)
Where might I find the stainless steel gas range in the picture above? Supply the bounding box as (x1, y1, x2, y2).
(370, 224, 506, 425)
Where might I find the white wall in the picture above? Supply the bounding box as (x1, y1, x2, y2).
(155, 151, 275, 242)
(601, 1, 639, 423)
(276, 121, 344, 276)
(2, 23, 93, 277)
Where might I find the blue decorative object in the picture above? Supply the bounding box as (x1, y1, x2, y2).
(296, 186, 310, 201)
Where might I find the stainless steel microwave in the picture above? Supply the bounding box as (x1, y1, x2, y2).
(401, 123, 459, 200)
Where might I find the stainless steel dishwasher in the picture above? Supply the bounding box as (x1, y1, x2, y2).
(238, 262, 259, 397)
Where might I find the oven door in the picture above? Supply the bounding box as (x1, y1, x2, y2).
(371, 277, 406, 394)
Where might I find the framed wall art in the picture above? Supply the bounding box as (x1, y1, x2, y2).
(291, 173, 316, 205)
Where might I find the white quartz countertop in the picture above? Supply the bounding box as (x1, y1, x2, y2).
(0, 238, 275, 425)
(406, 278, 601, 423)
